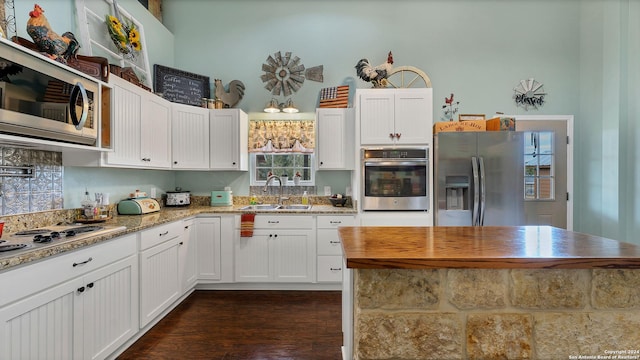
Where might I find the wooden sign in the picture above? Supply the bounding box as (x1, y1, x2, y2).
(153, 64, 210, 106)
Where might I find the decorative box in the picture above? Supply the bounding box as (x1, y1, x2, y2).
(486, 117, 516, 131)
(433, 120, 486, 133)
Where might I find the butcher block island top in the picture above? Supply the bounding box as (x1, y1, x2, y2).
(338, 225, 640, 269)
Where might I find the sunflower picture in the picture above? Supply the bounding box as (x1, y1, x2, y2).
(105, 14, 141, 58)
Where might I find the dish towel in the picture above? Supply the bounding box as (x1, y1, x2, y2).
(240, 213, 255, 237)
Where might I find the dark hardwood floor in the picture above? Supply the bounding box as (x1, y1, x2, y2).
(118, 290, 343, 360)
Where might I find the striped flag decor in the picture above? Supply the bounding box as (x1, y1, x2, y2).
(319, 85, 349, 108)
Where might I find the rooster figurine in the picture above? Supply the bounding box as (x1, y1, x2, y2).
(355, 51, 394, 88)
(214, 79, 246, 108)
(26, 4, 80, 63)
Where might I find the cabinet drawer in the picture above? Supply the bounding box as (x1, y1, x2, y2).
(317, 215, 355, 228)
(317, 255, 343, 282)
(0, 234, 137, 306)
(253, 215, 314, 229)
(317, 229, 344, 255)
(140, 221, 183, 250)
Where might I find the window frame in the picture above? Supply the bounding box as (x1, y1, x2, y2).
(250, 152, 315, 186)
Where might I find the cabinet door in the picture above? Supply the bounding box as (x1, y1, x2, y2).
(359, 91, 395, 145)
(234, 231, 271, 282)
(139, 236, 181, 327)
(316, 108, 354, 170)
(107, 78, 142, 166)
(273, 229, 315, 282)
(141, 95, 172, 168)
(0, 277, 83, 360)
(210, 109, 248, 170)
(195, 217, 221, 281)
(82, 255, 138, 360)
(172, 104, 210, 169)
(180, 219, 198, 292)
(394, 89, 433, 145)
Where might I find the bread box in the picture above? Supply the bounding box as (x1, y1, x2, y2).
(117, 198, 161, 215)
(210, 190, 233, 206)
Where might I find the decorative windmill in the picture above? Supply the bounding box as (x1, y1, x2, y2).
(260, 51, 323, 96)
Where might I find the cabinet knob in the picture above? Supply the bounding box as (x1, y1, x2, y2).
(330, 240, 341, 244)
(174, 161, 178, 164)
(179, 241, 184, 245)
(330, 267, 342, 271)
(86, 282, 94, 289)
(389, 133, 394, 139)
(77, 286, 85, 293)
(232, 162, 236, 165)
(396, 133, 401, 139)
(320, 161, 324, 165)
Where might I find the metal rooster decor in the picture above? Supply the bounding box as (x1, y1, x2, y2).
(214, 79, 245, 108)
(26, 4, 80, 64)
(442, 93, 460, 121)
(355, 51, 394, 88)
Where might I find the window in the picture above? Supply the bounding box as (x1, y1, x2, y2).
(250, 153, 314, 186)
(524, 131, 554, 200)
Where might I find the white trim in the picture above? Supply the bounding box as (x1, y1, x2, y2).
(509, 114, 574, 231)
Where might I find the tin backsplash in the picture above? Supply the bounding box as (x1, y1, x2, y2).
(0, 147, 63, 215)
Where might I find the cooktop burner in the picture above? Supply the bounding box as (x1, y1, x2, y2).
(0, 244, 28, 252)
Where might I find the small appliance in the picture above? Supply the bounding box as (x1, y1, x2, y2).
(117, 198, 161, 215)
(210, 190, 233, 206)
(166, 189, 191, 206)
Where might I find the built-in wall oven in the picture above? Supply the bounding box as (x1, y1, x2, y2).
(0, 39, 97, 145)
(361, 147, 429, 211)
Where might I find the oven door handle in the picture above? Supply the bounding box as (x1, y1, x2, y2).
(363, 161, 427, 167)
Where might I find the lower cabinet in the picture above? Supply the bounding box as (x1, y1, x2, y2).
(235, 215, 315, 283)
(139, 221, 183, 328)
(180, 218, 198, 293)
(316, 215, 355, 282)
(0, 234, 138, 360)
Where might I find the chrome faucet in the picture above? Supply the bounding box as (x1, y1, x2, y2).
(263, 174, 288, 205)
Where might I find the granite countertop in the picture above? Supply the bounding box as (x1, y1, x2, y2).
(338, 225, 640, 269)
(0, 199, 356, 272)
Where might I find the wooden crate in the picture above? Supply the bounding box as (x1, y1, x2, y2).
(434, 120, 486, 133)
(486, 117, 516, 131)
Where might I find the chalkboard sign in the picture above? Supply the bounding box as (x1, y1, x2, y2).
(153, 64, 210, 106)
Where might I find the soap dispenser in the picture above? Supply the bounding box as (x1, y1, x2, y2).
(301, 191, 309, 205)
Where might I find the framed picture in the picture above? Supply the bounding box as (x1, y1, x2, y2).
(459, 114, 486, 121)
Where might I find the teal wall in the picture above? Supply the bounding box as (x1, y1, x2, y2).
(16, 0, 640, 244)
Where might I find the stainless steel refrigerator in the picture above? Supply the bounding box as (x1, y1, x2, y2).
(434, 131, 525, 226)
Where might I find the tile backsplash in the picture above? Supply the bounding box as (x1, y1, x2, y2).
(0, 147, 63, 215)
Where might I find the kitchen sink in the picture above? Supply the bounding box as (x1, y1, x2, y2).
(239, 204, 282, 211)
(280, 204, 312, 210)
(238, 204, 312, 211)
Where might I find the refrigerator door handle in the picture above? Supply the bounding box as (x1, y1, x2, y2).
(479, 156, 486, 226)
(471, 156, 480, 226)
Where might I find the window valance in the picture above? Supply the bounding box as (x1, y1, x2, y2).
(249, 120, 315, 153)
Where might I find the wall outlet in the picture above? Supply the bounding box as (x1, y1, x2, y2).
(324, 186, 332, 196)
(150, 188, 157, 198)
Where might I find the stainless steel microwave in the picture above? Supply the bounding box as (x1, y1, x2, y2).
(0, 39, 98, 145)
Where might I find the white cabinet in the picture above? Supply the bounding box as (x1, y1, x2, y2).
(210, 109, 248, 170)
(139, 221, 183, 328)
(172, 103, 210, 169)
(0, 234, 138, 360)
(104, 76, 172, 169)
(358, 88, 433, 145)
(180, 218, 198, 292)
(235, 215, 315, 283)
(316, 215, 355, 282)
(196, 216, 221, 281)
(316, 108, 355, 170)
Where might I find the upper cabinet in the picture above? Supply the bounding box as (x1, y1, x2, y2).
(357, 88, 433, 146)
(172, 104, 210, 170)
(316, 108, 355, 170)
(210, 109, 248, 171)
(107, 76, 172, 169)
